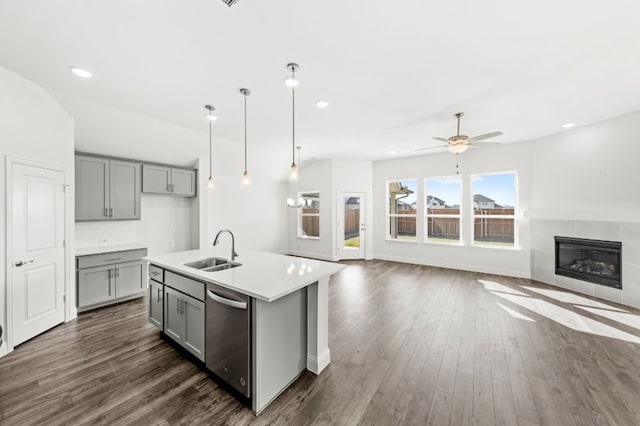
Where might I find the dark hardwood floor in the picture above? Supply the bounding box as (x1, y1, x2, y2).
(2, 260, 640, 425)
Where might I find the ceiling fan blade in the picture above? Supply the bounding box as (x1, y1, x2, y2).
(414, 144, 449, 152)
(433, 137, 449, 142)
(469, 131, 503, 142)
(472, 140, 503, 145)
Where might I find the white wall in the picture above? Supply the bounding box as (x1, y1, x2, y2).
(287, 160, 335, 260)
(526, 111, 640, 308)
(0, 66, 75, 355)
(75, 196, 196, 255)
(528, 111, 640, 221)
(372, 143, 532, 278)
(198, 158, 288, 255)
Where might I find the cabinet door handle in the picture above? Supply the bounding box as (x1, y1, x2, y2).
(157, 288, 161, 303)
(177, 297, 181, 314)
(109, 207, 113, 217)
(104, 207, 108, 217)
(108, 269, 112, 296)
(115, 267, 119, 277)
(181, 299, 186, 314)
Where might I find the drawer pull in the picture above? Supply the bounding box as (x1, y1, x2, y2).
(150, 271, 160, 276)
(105, 258, 121, 262)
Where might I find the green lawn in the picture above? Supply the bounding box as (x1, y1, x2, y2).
(344, 237, 360, 248)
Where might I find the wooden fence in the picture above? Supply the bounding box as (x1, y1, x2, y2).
(344, 209, 360, 237)
(301, 208, 320, 237)
(389, 208, 515, 242)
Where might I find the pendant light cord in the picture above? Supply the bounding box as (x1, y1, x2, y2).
(244, 93, 248, 173)
(292, 67, 296, 166)
(209, 108, 212, 178)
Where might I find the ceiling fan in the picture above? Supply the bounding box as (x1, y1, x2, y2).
(416, 112, 503, 154)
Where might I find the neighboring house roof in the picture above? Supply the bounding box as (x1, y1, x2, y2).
(427, 195, 446, 204)
(473, 194, 495, 203)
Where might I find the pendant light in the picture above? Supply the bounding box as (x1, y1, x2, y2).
(287, 146, 304, 208)
(286, 63, 300, 182)
(240, 88, 251, 186)
(205, 105, 216, 189)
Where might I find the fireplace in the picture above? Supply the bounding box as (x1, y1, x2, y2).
(554, 236, 622, 289)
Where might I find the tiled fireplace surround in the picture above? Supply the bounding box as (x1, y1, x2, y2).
(530, 219, 640, 309)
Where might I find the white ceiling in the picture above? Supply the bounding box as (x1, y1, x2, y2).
(2, 0, 640, 161)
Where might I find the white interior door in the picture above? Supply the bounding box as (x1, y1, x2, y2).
(11, 163, 66, 346)
(338, 192, 366, 260)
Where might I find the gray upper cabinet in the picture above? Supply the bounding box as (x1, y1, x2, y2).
(143, 164, 196, 197)
(171, 168, 196, 196)
(75, 154, 141, 221)
(110, 160, 141, 220)
(75, 155, 110, 221)
(142, 164, 172, 194)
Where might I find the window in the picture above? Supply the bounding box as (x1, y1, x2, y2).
(386, 179, 417, 241)
(471, 172, 517, 247)
(299, 191, 320, 238)
(425, 176, 461, 244)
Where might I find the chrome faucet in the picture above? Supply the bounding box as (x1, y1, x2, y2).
(213, 229, 238, 261)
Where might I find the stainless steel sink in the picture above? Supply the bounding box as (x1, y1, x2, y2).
(184, 257, 242, 272)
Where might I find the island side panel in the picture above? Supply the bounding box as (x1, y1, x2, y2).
(306, 277, 330, 374)
(252, 287, 307, 414)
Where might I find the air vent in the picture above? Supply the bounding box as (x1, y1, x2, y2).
(221, 0, 240, 6)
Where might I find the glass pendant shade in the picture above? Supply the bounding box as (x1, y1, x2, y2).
(448, 144, 469, 154)
(242, 171, 250, 186)
(288, 164, 298, 182)
(207, 176, 214, 189)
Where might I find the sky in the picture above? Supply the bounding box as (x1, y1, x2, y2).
(472, 173, 516, 206)
(426, 177, 461, 206)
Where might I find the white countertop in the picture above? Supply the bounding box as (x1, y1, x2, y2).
(75, 243, 148, 257)
(143, 248, 345, 302)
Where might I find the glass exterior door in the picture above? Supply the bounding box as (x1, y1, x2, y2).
(339, 192, 365, 259)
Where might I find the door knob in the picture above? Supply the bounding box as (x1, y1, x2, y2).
(14, 260, 34, 267)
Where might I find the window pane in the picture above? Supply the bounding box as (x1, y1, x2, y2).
(472, 173, 515, 211)
(427, 217, 460, 242)
(473, 217, 514, 245)
(426, 177, 461, 215)
(302, 215, 320, 237)
(388, 216, 417, 241)
(301, 192, 319, 213)
(388, 180, 417, 215)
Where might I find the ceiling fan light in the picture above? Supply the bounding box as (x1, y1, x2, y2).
(448, 144, 469, 154)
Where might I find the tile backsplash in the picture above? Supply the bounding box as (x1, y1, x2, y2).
(75, 221, 137, 247)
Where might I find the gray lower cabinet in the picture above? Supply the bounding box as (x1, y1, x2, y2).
(77, 264, 114, 307)
(75, 154, 141, 221)
(142, 165, 196, 197)
(77, 249, 147, 312)
(163, 285, 205, 361)
(149, 280, 164, 330)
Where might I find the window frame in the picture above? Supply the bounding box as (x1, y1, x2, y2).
(385, 179, 418, 243)
(298, 190, 321, 239)
(424, 175, 463, 245)
(470, 171, 519, 249)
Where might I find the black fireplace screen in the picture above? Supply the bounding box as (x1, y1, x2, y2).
(554, 236, 622, 289)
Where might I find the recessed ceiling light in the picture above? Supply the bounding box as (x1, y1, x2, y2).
(389, 150, 396, 155)
(562, 122, 575, 128)
(284, 77, 299, 88)
(316, 100, 329, 109)
(69, 66, 92, 78)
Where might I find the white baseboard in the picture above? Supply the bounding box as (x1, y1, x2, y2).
(307, 348, 331, 374)
(287, 251, 339, 262)
(372, 253, 531, 279)
(0, 342, 9, 358)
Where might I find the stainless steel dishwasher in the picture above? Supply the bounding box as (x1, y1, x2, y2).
(205, 282, 251, 398)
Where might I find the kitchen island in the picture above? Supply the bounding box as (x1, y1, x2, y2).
(143, 247, 344, 414)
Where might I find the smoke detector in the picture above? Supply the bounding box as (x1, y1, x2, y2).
(221, 0, 240, 6)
